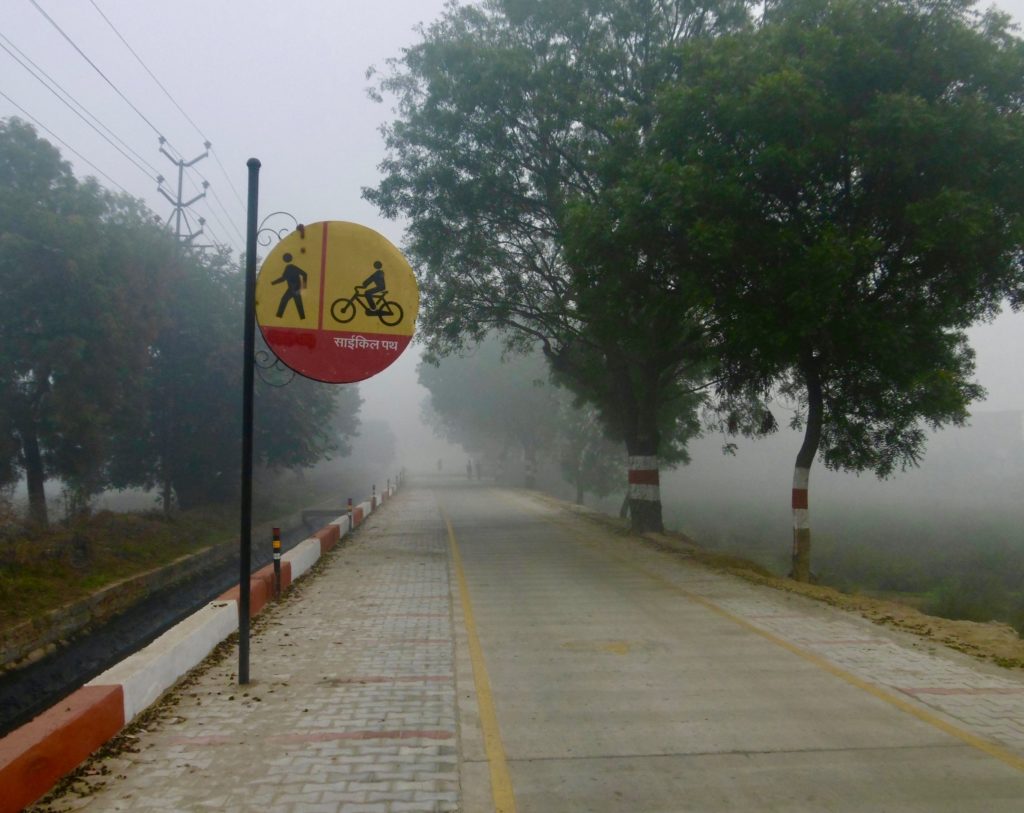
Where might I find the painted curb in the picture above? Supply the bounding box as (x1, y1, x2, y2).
(0, 487, 393, 812)
(86, 600, 240, 724)
(282, 538, 321, 581)
(0, 685, 124, 813)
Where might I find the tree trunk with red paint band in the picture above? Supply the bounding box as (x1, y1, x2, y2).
(791, 354, 823, 582)
(627, 455, 663, 533)
(791, 467, 811, 582)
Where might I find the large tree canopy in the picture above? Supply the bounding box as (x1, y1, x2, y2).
(367, 0, 751, 530)
(631, 0, 1024, 577)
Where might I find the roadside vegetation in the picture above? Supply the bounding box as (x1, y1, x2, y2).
(0, 118, 363, 528)
(0, 500, 233, 627)
(367, 0, 1024, 565)
(0, 465, 365, 631)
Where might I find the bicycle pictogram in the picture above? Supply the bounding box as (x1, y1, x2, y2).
(330, 260, 405, 327)
(330, 289, 404, 326)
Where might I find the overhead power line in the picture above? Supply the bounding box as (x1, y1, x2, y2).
(23, 0, 243, 251)
(88, 0, 247, 215)
(0, 88, 128, 194)
(0, 32, 160, 182)
(88, 0, 207, 142)
(28, 0, 169, 144)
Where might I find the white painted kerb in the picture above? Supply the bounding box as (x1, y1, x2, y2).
(88, 600, 238, 723)
(283, 538, 322, 580)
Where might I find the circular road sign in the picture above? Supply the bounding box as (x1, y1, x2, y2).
(255, 221, 418, 384)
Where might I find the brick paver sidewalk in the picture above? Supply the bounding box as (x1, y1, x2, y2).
(33, 489, 458, 813)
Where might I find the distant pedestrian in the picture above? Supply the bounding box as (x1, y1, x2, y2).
(466, 460, 473, 480)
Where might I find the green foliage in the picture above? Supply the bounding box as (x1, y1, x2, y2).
(0, 117, 359, 518)
(418, 335, 561, 463)
(557, 399, 625, 503)
(367, 1, 752, 529)
(644, 0, 1024, 478)
(0, 119, 172, 521)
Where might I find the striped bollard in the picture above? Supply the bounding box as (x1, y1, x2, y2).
(272, 527, 282, 600)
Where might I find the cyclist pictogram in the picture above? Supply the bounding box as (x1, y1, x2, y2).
(330, 261, 405, 326)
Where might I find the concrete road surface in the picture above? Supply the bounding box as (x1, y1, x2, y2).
(441, 482, 1024, 812)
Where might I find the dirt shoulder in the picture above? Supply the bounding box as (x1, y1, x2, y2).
(537, 493, 1024, 670)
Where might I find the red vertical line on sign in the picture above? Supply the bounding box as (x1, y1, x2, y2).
(318, 222, 329, 331)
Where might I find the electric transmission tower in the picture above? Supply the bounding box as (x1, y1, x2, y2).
(157, 137, 210, 245)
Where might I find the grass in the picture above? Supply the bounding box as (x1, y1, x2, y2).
(0, 466, 364, 632)
(0, 509, 236, 629)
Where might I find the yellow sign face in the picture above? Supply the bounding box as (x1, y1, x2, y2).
(255, 221, 418, 383)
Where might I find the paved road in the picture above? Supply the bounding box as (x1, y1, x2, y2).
(32, 479, 1024, 812)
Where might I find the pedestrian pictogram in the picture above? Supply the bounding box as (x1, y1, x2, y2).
(272, 253, 308, 319)
(255, 222, 418, 383)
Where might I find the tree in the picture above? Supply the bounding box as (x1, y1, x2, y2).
(366, 0, 751, 531)
(641, 0, 1024, 578)
(0, 119, 168, 523)
(110, 257, 356, 512)
(418, 336, 562, 486)
(557, 399, 624, 505)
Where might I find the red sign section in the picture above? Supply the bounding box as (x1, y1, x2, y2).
(261, 328, 413, 384)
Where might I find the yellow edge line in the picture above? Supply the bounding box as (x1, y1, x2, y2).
(544, 512, 1024, 775)
(443, 510, 518, 813)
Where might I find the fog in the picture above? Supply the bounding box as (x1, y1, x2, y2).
(3, 0, 1023, 578)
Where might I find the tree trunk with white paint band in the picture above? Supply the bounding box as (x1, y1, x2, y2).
(791, 353, 824, 582)
(627, 454, 663, 533)
(792, 466, 811, 582)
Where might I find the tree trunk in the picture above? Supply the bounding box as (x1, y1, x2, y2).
(161, 476, 173, 516)
(626, 450, 663, 533)
(524, 446, 537, 489)
(791, 356, 824, 582)
(21, 425, 48, 527)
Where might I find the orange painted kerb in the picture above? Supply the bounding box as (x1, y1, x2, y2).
(0, 684, 125, 813)
(315, 524, 340, 554)
(220, 578, 268, 618)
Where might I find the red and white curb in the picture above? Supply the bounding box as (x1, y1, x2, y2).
(0, 486, 394, 813)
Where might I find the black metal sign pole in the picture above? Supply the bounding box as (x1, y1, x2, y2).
(239, 158, 261, 685)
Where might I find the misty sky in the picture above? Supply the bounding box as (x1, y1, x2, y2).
(3, 0, 1023, 466)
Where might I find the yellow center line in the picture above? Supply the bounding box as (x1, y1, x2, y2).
(537, 508, 1024, 775)
(443, 509, 518, 813)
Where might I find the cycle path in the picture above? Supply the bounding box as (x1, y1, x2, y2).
(28, 480, 1024, 812)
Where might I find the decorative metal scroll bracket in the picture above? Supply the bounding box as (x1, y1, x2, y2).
(253, 211, 302, 387)
(255, 349, 295, 387)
